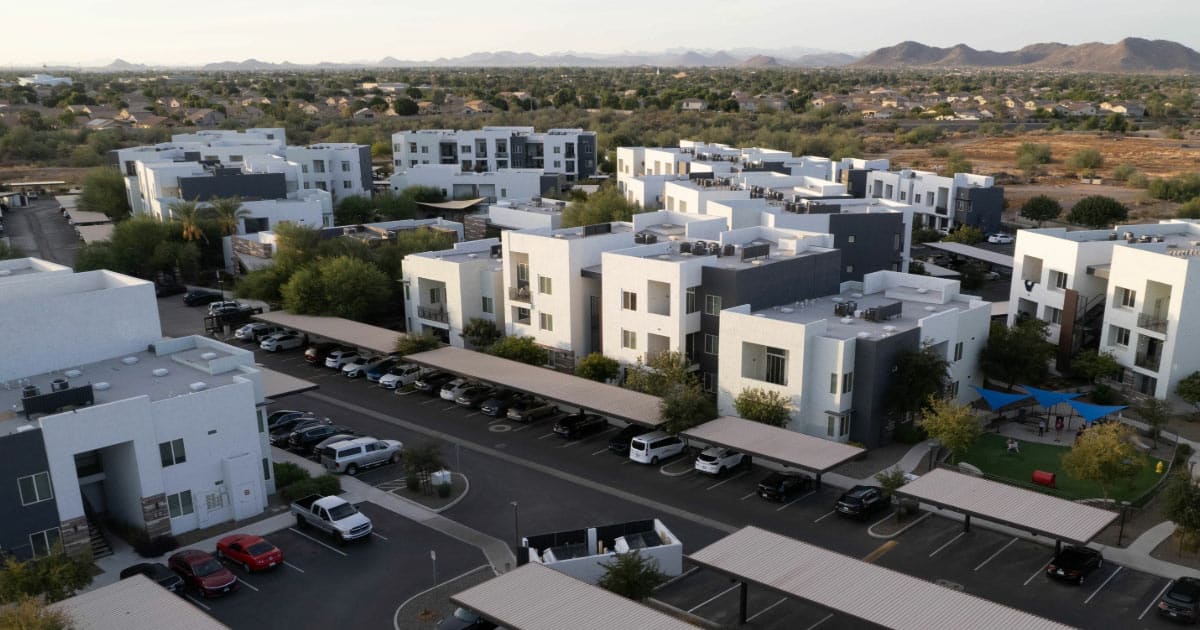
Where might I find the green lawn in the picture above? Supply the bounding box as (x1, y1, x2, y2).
(952, 433, 1164, 502)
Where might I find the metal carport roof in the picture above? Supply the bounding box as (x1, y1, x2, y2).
(253, 312, 401, 355)
(450, 563, 695, 630)
(688, 526, 1073, 630)
(925, 242, 1014, 268)
(258, 367, 318, 400)
(682, 416, 863, 475)
(405, 346, 662, 427)
(897, 468, 1118, 545)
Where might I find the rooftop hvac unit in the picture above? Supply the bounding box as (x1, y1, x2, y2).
(723, 244, 736, 257)
(708, 242, 721, 256)
(634, 233, 647, 244)
(679, 242, 693, 254)
(22, 385, 40, 398)
(51, 378, 69, 392)
(694, 240, 706, 251)
(645, 234, 658, 244)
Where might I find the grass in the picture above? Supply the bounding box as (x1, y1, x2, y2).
(953, 433, 1164, 502)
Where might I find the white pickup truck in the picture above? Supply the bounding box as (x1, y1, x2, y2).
(290, 494, 373, 544)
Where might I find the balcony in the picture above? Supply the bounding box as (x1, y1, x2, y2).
(1135, 352, 1162, 371)
(1137, 313, 1169, 334)
(508, 286, 533, 304)
(417, 305, 448, 323)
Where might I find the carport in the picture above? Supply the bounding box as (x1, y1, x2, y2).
(925, 241, 1014, 268)
(405, 346, 663, 428)
(896, 468, 1118, 552)
(259, 367, 318, 401)
(252, 312, 401, 355)
(450, 562, 695, 630)
(682, 416, 863, 489)
(687, 526, 1073, 629)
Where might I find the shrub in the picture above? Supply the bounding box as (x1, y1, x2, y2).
(281, 478, 321, 502)
(1112, 163, 1138, 183)
(436, 483, 452, 498)
(1068, 148, 1105, 171)
(1068, 195, 1129, 227)
(273, 462, 310, 490)
(1175, 442, 1195, 467)
(313, 474, 342, 496)
(1090, 383, 1119, 405)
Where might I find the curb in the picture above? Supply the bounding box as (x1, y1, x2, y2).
(385, 472, 472, 514)
(392, 564, 493, 630)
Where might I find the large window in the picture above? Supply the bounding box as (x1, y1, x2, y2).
(29, 528, 61, 558)
(481, 296, 494, 314)
(312, 160, 325, 173)
(826, 413, 851, 438)
(954, 342, 964, 362)
(622, 290, 638, 311)
(1118, 286, 1137, 308)
(1051, 270, 1069, 290)
(1046, 306, 1063, 325)
(704, 294, 722, 316)
(539, 313, 553, 331)
(340, 160, 351, 172)
(685, 287, 699, 313)
(18, 472, 53, 506)
(621, 329, 637, 350)
(704, 334, 718, 356)
(1112, 326, 1131, 347)
(538, 276, 553, 295)
(765, 347, 787, 386)
(159, 439, 186, 467)
(842, 372, 854, 394)
(167, 490, 194, 518)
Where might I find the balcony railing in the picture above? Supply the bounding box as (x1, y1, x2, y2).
(508, 286, 533, 303)
(417, 305, 448, 323)
(1135, 353, 1162, 371)
(1137, 313, 1169, 334)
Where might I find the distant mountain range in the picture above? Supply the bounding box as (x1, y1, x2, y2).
(854, 38, 1200, 73)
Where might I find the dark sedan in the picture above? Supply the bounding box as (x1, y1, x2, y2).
(155, 283, 187, 298)
(607, 424, 651, 455)
(757, 472, 813, 502)
(119, 562, 184, 594)
(505, 396, 558, 423)
(455, 385, 497, 409)
(269, 416, 328, 446)
(834, 485, 888, 519)
(479, 389, 520, 417)
(288, 424, 355, 454)
(1046, 545, 1103, 585)
(553, 413, 607, 439)
(183, 289, 223, 306)
(1159, 576, 1200, 623)
(415, 371, 457, 396)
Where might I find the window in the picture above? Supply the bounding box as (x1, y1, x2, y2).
(1118, 287, 1137, 308)
(167, 490, 194, 518)
(18, 472, 53, 506)
(315, 181, 327, 191)
(313, 160, 325, 173)
(29, 528, 61, 558)
(301, 164, 308, 173)
(1051, 270, 1069, 290)
(538, 276, 552, 295)
(846, 265, 855, 274)
(342, 180, 352, 189)
(954, 341, 964, 362)
(159, 439, 186, 467)
(408, 142, 417, 152)
(263, 458, 271, 481)
(842, 372, 854, 394)
(702, 372, 716, 393)
(481, 296, 494, 314)
(539, 313, 553, 331)
(765, 347, 787, 386)
(847, 235, 856, 244)
(516, 263, 529, 286)
(899, 192, 906, 201)
(894, 234, 902, 250)
(420, 145, 428, 154)
(622, 290, 638, 311)
(948, 381, 960, 398)
(704, 294, 722, 315)
(915, 193, 922, 203)
(553, 145, 561, 154)
(704, 334, 718, 355)
(830, 373, 838, 394)
(341, 160, 351, 172)
(461, 145, 471, 154)
(1046, 306, 1063, 325)
(229, 154, 243, 163)
(553, 160, 561, 169)
(1113, 326, 1131, 347)
(826, 414, 851, 437)
(621, 329, 637, 350)
(686, 287, 699, 313)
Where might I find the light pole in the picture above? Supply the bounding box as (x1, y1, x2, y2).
(511, 501, 520, 551)
(1117, 501, 1132, 546)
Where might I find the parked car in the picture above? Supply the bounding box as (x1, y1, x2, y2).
(320, 437, 403, 475)
(119, 562, 184, 594)
(183, 290, 223, 306)
(506, 396, 559, 423)
(168, 550, 238, 598)
(288, 423, 355, 455)
(324, 349, 360, 370)
(440, 378, 472, 401)
(215, 534, 283, 572)
(553, 413, 607, 439)
(208, 300, 244, 316)
(155, 283, 187, 298)
(235, 322, 282, 343)
(479, 389, 520, 417)
(364, 357, 402, 382)
(628, 431, 685, 464)
(290, 494, 372, 544)
(312, 432, 362, 456)
(341, 355, 382, 378)
(455, 385, 496, 409)
(381, 363, 425, 390)
(436, 607, 497, 630)
(987, 233, 1015, 244)
(266, 410, 309, 432)
(1159, 576, 1200, 622)
(1046, 545, 1103, 585)
(260, 332, 305, 352)
(693, 447, 747, 476)
(269, 416, 329, 446)
(835, 485, 888, 519)
(608, 424, 651, 455)
(414, 371, 457, 395)
(305, 343, 341, 365)
(757, 472, 812, 502)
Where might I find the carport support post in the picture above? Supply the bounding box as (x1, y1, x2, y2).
(814, 473, 822, 491)
(738, 581, 748, 625)
(1056, 539, 1062, 555)
(963, 514, 971, 533)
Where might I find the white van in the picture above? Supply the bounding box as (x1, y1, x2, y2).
(628, 431, 685, 465)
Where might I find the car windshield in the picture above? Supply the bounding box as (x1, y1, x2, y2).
(193, 559, 224, 577)
(453, 608, 480, 622)
(1170, 580, 1200, 603)
(328, 504, 357, 520)
(246, 542, 275, 556)
(1056, 548, 1089, 565)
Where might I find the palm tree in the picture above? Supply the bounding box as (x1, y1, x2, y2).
(168, 199, 208, 243)
(209, 196, 250, 236)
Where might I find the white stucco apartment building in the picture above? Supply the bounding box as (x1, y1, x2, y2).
(389, 164, 550, 202)
(393, 127, 598, 180)
(402, 238, 506, 347)
(864, 169, 1003, 234)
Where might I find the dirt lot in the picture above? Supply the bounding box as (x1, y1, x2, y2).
(0, 165, 89, 191)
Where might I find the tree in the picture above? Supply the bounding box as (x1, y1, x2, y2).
(1071, 350, 1121, 384)
(0, 240, 24, 260)
(1061, 421, 1143, 501)
(875, 467, 910, 500)
(461, 318, 502, 349)
(562, 187, 643, 227)
(208, 196, 249, 236)
(79, 167, 131, 221)
(280, 265, 326, 314)
(402, 441, 445, 476)
(1103, 113, 1128, 134)
(1020, 195, 1063, 226)
(168, 199, 208, 242)
(488, 336, 549, 366)
(1067, 195, 1128, 227)
(395, 333, 442, 356)
(596, 551, 666, 602)
(393, 97, 418, 116)
(334, 196, 375, 225)
(885, 345, 949, 420)
(576, 353, 620, 383)
(0, 550, 94, 604)
(1135, 397, 1170, 448)
(944, 225, 983, 244)
(1068, 148, 1105, 171)
(980, 319, 1055, 391)
(918, 397, 982, 460)
(733, 388, 792, 428)
(1163, 473, 1200, 552)
(1177, 372, 1200, 418)
(0, 596, 72, 629)
(318, 256, 394, 321)
(659, 383, 717, 435)
(623, 351, 697, 397)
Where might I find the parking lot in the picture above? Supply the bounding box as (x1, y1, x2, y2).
(157, 296, 1188, 629)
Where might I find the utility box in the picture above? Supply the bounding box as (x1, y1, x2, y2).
(1032, 470, 1056, 488)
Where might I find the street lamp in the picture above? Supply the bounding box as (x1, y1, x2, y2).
(511, 501, 520, 551)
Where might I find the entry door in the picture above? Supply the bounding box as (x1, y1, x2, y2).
(233, 482, 258, 520)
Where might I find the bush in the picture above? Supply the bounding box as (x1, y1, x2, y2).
(313, 474, 342, 496)
(281, 478, 321, 502)
(1148, 173, 1200, 203)
(1112, 163, 1139, 183)
(1068, 148, 1105, 171)
(436, 483, 452, 498)
(1068, 195, 1129, 227)
(1090, 383, 1119, 405)
(1020, 195, 1063, 225)
(273, 462, 310, 490)
(1175, 442, 1195, 467)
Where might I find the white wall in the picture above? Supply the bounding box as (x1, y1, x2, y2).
(390, 165, 545, 201)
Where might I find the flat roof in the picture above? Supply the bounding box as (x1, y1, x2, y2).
(688, 526, 1073, 630)
(683, 416, 863, 474)
(897, 468, 1118, 545)
(405, 347, 662, 427)
(253, 311, 400, 354)
(68, 210, 113, 224)
(259, 367, 318, 399)
(50, 574, 230, 630)
(925, 242, 1014, 268)
(450, 563, 695, 630)
(77, 223, 115, 243)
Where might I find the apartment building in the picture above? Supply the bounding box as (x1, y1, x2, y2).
(864, 169, 1002, 234)
(0, 259, 276, 559)
(719, 271, 990, 447)
(1009, 222, 1200, 400)
(285, 142, 373, 202)
(402, 238, 506, 347)
(389, 164, 559, 202)
(392, 127, 597, 181)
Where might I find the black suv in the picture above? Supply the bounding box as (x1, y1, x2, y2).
(119, 562, 184, 594)
(553, 413, 607, 439)
(506, 396, 558, 423)
(1159, 576, 1200, 622)
(415, 371, 457, 396)
(1046, 545, 1103, 585)
(835, 485, 887, 518)
(269, 416, 328, 446)
(757, 472, 813, 502)
(183, 289, 223, 306)
(608, 425, 651, 455)
(289, 424, 355, 455)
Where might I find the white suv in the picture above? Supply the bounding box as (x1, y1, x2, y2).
(693, 447, 747, 475)
(324, 349, 360, 370)
(380, 364, 424, 389)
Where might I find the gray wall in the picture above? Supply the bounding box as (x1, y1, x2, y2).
(828, 212, 906, 282)
(851, 327, 921, 448)
(956, 186, 1004, 235)
(577, 135, 597, 179)
(357, 146, 373, 192)
(0, 429, 61, 560)
(179, 172, 286, 202)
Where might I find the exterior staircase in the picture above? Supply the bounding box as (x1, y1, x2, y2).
(86, 520, 112, 559)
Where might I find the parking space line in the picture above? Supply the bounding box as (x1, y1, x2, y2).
(746, 597, 788, 622)
(688, 583, 741, 613)
(973, 537, 1018, 571)
(776, 490, 815, 511)
(1024, 557, 1053, 586)
(740, 491, 757, 500)
(814, 510, 837, 523)
(1141, 580, 1174, 620)
(487, 417, 507, 424)
(929, 532, 966, 558)
(419, 398, 438, 405)
(186, 594, 212, 611)
(287, 527, 349, 556)
(620, 459, 634, 465)
(805, 613, 833, 630)
(510, 423, 532, 431)
(237, 577, 260, 592)
(537, 432, 556, 440)
(706, 470, 748, 490)
(1084, 566, 1122, 604)
(372, 532, 389, 541)
(591, 448, 609, 456)
(441, 405, 459, 412)
(283, 561, 305, 573)
(466, 412, 480, 418)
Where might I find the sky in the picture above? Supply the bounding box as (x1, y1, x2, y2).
(6, 0, 1198, 67)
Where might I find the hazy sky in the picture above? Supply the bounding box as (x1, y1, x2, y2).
(7, 0, 1197, 66)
